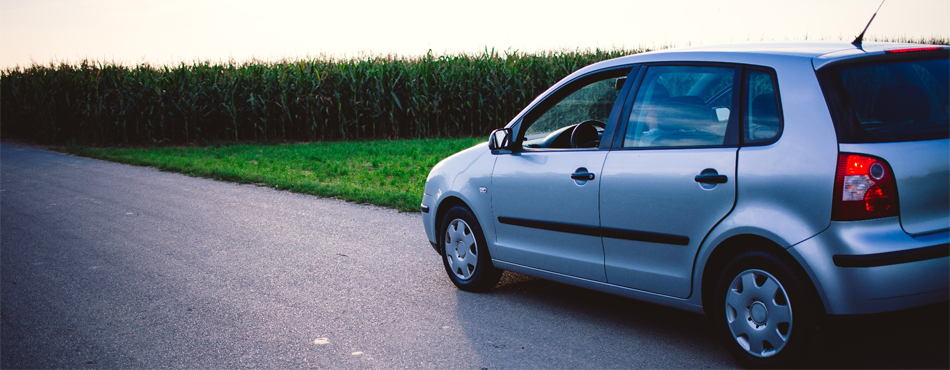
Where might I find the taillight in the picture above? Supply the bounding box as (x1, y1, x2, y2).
(832, 153, 899, 221)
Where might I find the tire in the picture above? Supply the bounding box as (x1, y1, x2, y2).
(714, 249, 821, 368)
(439, 206, 502, 292)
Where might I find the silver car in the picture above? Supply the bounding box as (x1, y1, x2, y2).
(420, 42, 949, 367)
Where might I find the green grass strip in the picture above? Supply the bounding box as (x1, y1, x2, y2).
(62, 138, 483, 212)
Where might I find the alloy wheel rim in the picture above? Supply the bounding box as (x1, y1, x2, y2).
(444, 219, 478, 280)
(724, 269, 793, 358)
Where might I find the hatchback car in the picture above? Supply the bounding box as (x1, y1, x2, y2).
(420, 42, 949, 367)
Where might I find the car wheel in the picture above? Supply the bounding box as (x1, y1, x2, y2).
(440, 206, 502, 292)
(714, 249, 820, 368)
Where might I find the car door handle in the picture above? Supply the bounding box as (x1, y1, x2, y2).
(694, 174, 728, 184)
(571, 170, 595, 181)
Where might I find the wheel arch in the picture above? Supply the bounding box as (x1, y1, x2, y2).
(700, 234, 826, 317)
(435, 196, 472, 250)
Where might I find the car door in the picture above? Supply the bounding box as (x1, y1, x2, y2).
(490, 68, 634, 282)
(600, 65, 741, 297)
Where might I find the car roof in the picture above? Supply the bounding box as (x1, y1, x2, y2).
(656, 42, 862, 58)
(514, 42, 948, 126)
(584, 42, 947, 72)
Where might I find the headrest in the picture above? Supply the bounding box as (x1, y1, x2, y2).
(650, 84, 671, 101)
(653, 96, 715, 131)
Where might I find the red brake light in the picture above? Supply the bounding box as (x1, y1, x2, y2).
(832, 153, 899, 221)
(885, 47, 943, 54)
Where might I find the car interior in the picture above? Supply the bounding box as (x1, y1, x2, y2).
(521, 76, 621, 150)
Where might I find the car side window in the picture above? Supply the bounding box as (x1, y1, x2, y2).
(521, 72, 627, 149)
(623, 66, 734, 148)
(744, 69, 782, 144)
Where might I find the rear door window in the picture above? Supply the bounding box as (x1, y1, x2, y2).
(623, 65, 737, 148)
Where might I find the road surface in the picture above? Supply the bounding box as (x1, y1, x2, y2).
(2, 142, 946, 369)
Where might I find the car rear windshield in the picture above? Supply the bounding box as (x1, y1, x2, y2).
(820, 54, 949, 143)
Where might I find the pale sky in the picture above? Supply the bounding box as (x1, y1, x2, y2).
(1, 0, 948, 69)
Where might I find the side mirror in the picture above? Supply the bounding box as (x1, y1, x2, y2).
(488, 128, 514, 154)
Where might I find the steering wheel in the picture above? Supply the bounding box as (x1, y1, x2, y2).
(570, 120, 606, 148)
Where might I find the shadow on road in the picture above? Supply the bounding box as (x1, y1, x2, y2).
(453, 271, 948, 369)
(452, 271, 736, 368)
(803, 301, 949, 369)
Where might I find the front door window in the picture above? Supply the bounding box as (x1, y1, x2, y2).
(521, 70, 628, 149)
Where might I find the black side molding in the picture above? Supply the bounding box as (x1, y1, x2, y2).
(833, 243, 949, 268)
(498, 216, 689, 246)
(602, 227, 689, 246)
(498, 217, 600, 237)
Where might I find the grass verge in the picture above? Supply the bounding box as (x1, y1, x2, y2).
(62, 138, 483, 212)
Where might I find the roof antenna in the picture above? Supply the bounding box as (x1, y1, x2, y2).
(853, 0, 885, 45)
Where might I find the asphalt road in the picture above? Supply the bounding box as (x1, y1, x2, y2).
(1, 142, 947, 369)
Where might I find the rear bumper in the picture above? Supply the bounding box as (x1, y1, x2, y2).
(789, 217, 949, 315)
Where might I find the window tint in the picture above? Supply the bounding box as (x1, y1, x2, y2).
(744, 70, 781, 144)
(835, 57, 949, 142)
(624, 66, 734, 148)
(522, 75, 625, 149)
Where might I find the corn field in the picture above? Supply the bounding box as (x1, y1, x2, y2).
(0, 49, 639, 145)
